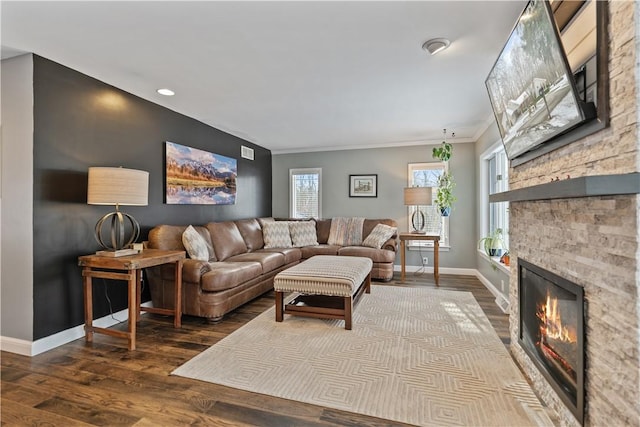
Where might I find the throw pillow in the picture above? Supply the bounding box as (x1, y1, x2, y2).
(362, 224, 397, 249)
(182, 225, 209, 261)
(289, 221, 319, 247)
(262, 221, 293, 248)
(327, 217, 365, 246)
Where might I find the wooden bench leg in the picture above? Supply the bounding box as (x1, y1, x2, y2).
(365, 272, 371, 294)
(275, 291, 284, 322)
(344, 296, 353, 330)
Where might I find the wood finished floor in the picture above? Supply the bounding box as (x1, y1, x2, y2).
(1, 273, 510, 426)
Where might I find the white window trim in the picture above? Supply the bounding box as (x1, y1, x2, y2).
(289, 167, 322, 219)
(478, 140, 508, 258)
(407, 162, 450, 249)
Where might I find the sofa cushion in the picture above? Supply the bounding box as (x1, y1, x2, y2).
(301, 244, 340, 259)
(338, 246, 397, 263)
(258, 247, 302, 264)
(200, 262, 263, 292)
(207, 221, 248, 261)
(182, 225, 210, 261)
(328, 217, 365, 246)
(289, 220, 319, 247)
(262, 221, 293, 248)
(235, 218, 264, 251)
(362, 224, 397, 249)
(226, 252, 286, 274)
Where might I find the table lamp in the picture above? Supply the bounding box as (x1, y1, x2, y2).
(87, 167, 149, 256)
(404, 187, 432, 234)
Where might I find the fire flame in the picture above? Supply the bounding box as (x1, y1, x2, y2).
(537, 291, 577, 344)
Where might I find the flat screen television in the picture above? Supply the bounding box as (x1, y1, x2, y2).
(485, 0, 595, 161)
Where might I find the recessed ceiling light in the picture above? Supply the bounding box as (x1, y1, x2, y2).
(157, 88, 175, 96)
(422, 38, 451, 55)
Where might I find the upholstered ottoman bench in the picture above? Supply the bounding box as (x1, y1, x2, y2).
(274, 255, 373, 330)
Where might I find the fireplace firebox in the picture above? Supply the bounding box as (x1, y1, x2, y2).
(518, 258, 585, 424)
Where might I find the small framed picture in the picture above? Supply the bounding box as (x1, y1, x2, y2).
(349, 174, 377, 198)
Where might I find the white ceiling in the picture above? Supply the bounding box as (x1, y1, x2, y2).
(1, 1, 526, 153)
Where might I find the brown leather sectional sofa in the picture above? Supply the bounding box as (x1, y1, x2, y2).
(146, 218, 397, 322)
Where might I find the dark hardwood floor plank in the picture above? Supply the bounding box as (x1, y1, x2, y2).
(1, 273, 510, 426)
(1, 381, 52, 407)
(1, 398, 93, 427)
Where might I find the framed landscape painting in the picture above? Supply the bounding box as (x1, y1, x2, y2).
(165, 141, 237, 205)
(349, 174, 377, 198)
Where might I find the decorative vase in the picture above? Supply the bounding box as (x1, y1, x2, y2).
(440, 207, 451, 217)
(489, 248, 503, 257)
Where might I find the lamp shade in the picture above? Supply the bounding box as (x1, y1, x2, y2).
(403, 187, 432, 206)
(88, 167, 149, 206)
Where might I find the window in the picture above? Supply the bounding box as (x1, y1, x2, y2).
(289, 168, 321, 219)
(407, 162, 449, 247)
(480, 142, 509, 252)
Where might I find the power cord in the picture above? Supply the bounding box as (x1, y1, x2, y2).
(412, 246, 428, 277)
(102, 279, 125, 324)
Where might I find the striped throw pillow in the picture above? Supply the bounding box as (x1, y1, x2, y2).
(362, 224, 397, 249)
(263, 221, 293, 248)
(289, 221, 319, 247)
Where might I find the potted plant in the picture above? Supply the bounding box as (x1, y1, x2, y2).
(434, 172, 456, 216)
(478, 228, 506, 257)
(432, 129, 456, 216)
(432, 138, 453, 162)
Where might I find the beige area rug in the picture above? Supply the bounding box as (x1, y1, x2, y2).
(172, 286, 553, 426)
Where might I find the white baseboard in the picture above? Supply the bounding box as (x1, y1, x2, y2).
(394, 264, 510, 314)
(393, 265, 477, 276)
(0, 301, 153, 356)
(475, 271, 510, 314)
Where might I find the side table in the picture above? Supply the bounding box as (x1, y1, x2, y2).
(398, 233, 440, 286)
(78, 249, 185, 350)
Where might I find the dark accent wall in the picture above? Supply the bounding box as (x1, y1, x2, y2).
(32, 56, 272, 340)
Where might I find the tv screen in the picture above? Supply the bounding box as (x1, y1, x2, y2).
(485, 0, 587, 160)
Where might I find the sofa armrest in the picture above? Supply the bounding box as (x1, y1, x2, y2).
(182, 259, 212, 283)
(382, 238, 398, 252)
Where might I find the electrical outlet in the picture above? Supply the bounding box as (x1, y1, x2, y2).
(422, 256, 429, 265)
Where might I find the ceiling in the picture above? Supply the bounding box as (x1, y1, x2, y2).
(1, 1, 526, 154)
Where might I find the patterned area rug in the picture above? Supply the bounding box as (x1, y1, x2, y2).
(173, 286, 553, 426)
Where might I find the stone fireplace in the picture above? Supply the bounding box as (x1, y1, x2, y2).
(518, 259, 585, 424)
(490, 2, 639, 425)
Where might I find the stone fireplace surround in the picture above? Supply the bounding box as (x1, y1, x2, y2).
(489, 2, 640, 425)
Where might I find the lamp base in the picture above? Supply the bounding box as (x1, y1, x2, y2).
(95, 248, 141, 257)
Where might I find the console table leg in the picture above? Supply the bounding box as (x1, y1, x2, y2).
(434, 240, 440, 286)
(128, 273, 137, 350)
(135, 270, 142, 322)
(174, 260, 183, 328)
(400, 240, 406, 282)
(83, 270, 93, 343)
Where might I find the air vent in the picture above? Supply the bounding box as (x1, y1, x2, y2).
(241, 146, 254, 160)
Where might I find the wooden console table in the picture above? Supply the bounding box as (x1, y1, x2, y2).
(399, 233, 440, 286)
(78, 249, 185, 350)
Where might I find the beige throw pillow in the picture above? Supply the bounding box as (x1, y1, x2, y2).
(362, 224, 397, 249)
(289, 221, 319, 247)
(182, 225, 209, 261)
(262, 221, 293, 248)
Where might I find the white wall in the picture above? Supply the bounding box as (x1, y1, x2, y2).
(272, 142, 477, 269)
(1, 54, 34, 342)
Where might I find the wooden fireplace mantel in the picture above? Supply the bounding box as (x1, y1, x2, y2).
(489, 173, 640, 203)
